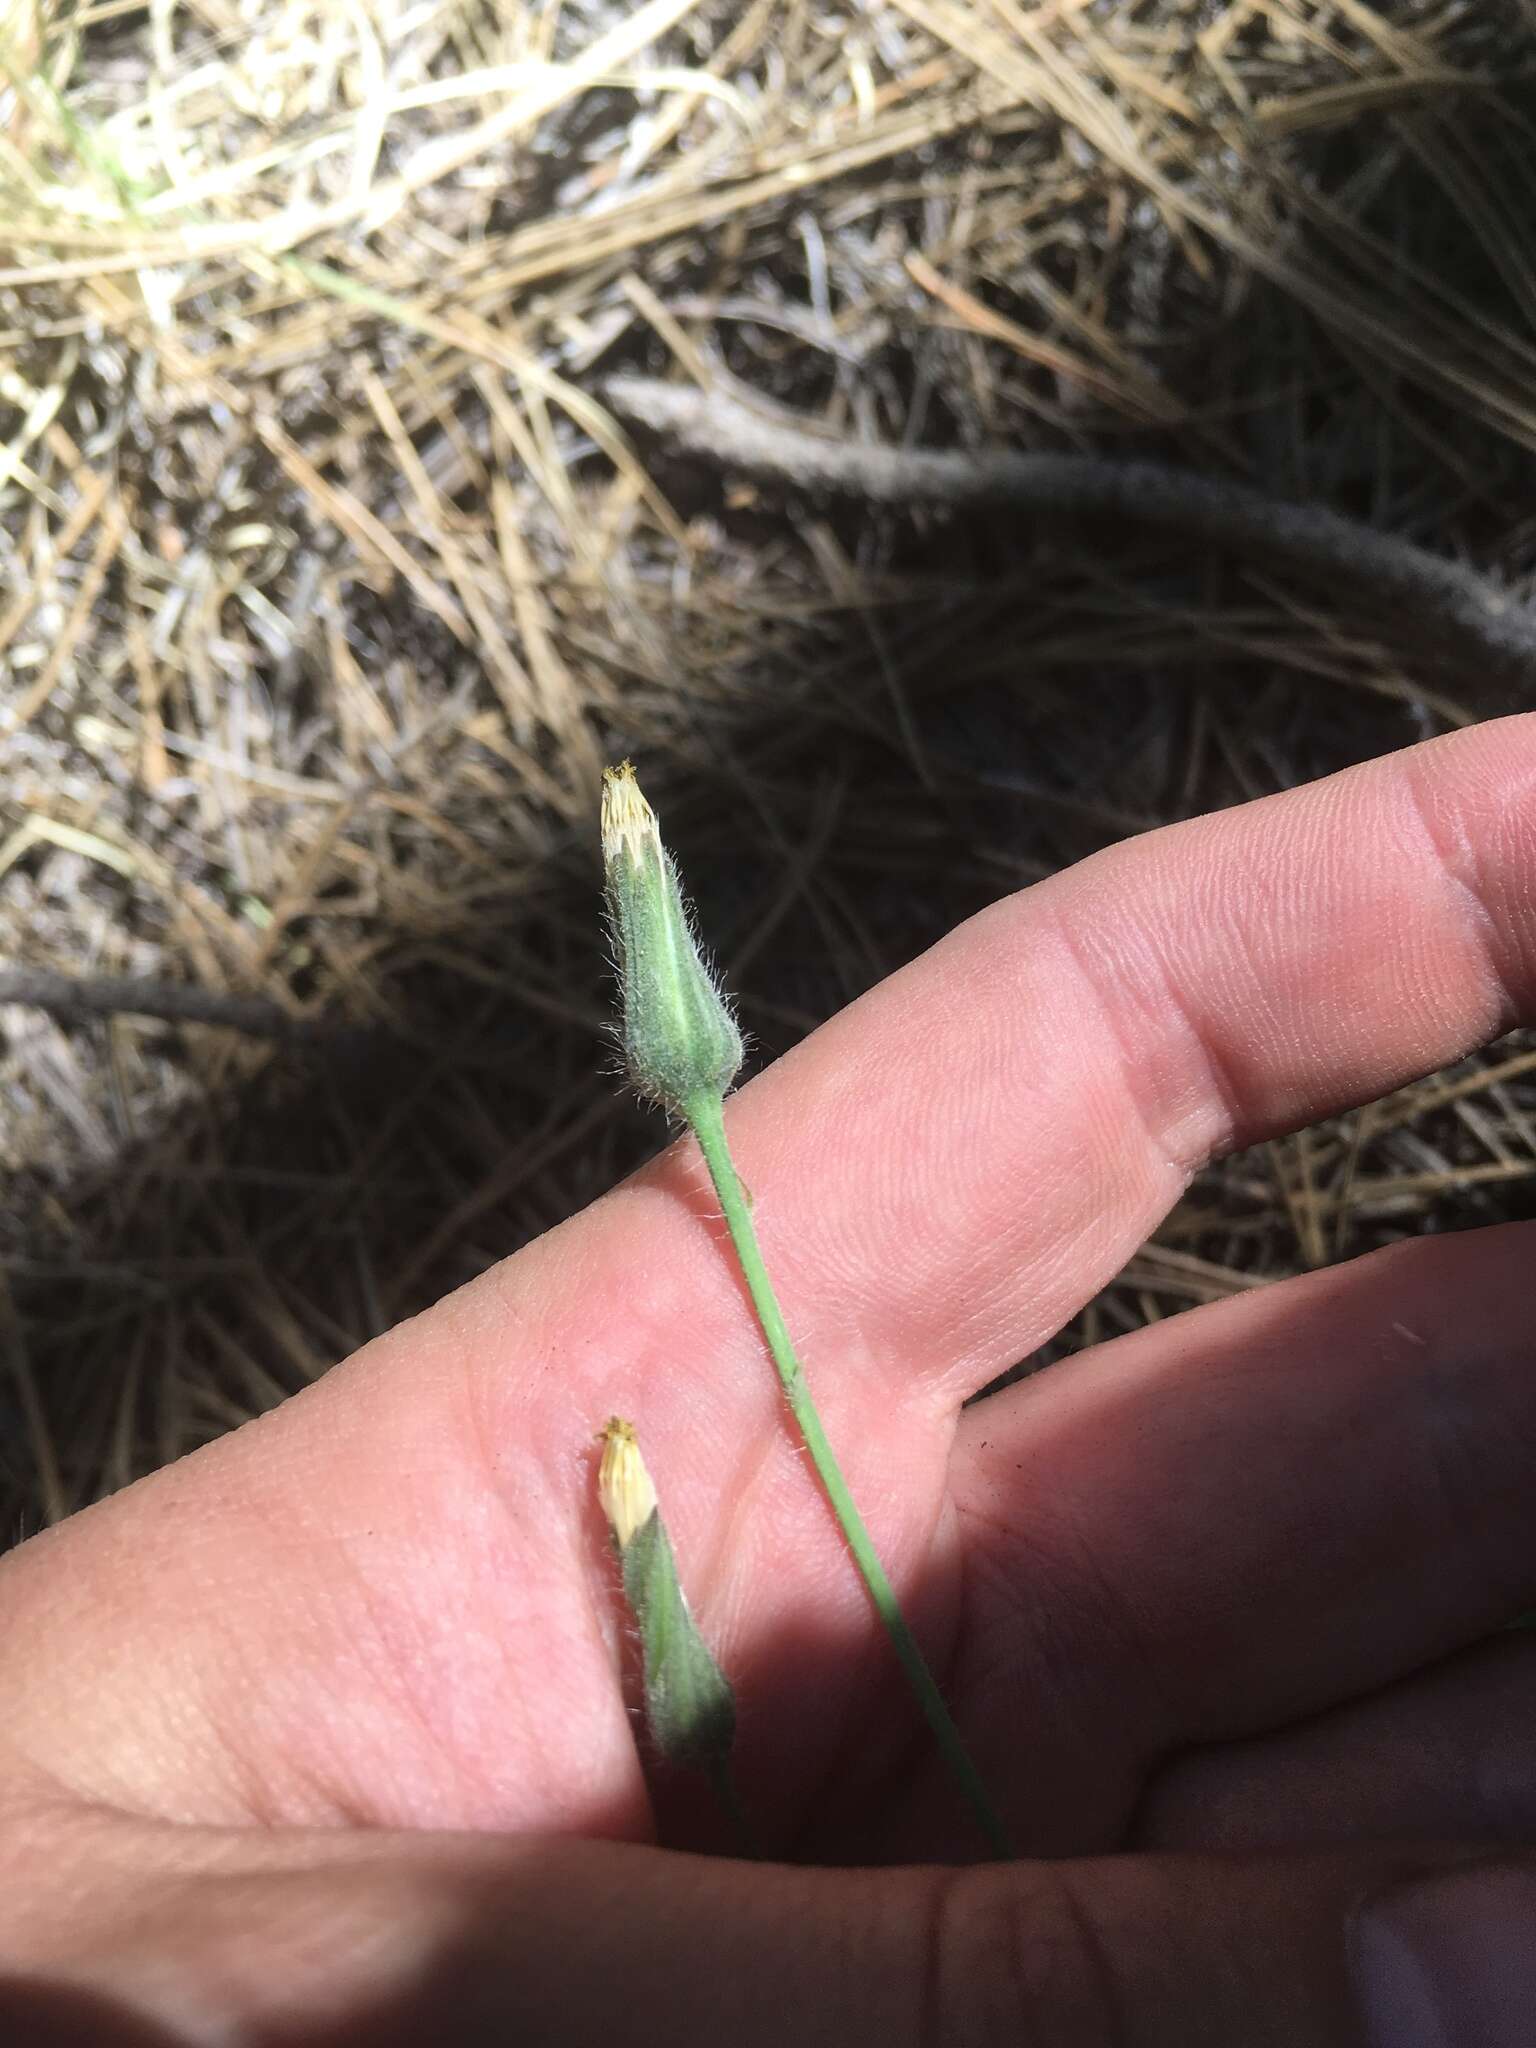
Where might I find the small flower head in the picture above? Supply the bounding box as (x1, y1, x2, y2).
(600, 761, 659, 870)
(601, 762, 742, 1115)
(597, 1415, 658, 1551)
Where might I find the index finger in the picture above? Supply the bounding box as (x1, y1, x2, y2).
(701, 710, 1536, 1410)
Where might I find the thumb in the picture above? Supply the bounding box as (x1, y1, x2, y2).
(567, 1844, 1533, 2047)
(9, 1815, 1534, 2046)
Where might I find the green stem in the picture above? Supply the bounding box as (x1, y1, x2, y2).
(684, 1088, 1013, 1860)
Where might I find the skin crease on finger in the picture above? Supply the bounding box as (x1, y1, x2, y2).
(0, 720, 1533, 1875)
(1134, 1632, 1536, 1855)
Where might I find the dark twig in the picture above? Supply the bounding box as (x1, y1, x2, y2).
(0, 969, 323, 1041)
(606, 376, 1536, 682)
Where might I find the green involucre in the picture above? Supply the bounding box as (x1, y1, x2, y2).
(603, 767, 741, 1113)
(620, 1509, 736, 1770)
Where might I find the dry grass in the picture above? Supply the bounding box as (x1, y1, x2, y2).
(2, 0, 1535, 1530)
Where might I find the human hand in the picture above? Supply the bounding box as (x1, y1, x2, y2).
(1, 721, 1534, 2044)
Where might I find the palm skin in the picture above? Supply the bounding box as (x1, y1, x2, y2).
(0, 718, 1534, 2044)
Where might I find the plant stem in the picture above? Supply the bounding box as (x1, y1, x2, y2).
(684, 1087, 1013, 1859)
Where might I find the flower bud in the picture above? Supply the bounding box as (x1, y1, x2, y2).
(597, 1416, 658, 1551)
(601, 763, 742, 1114)
(595, 1414, 736, 1772)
